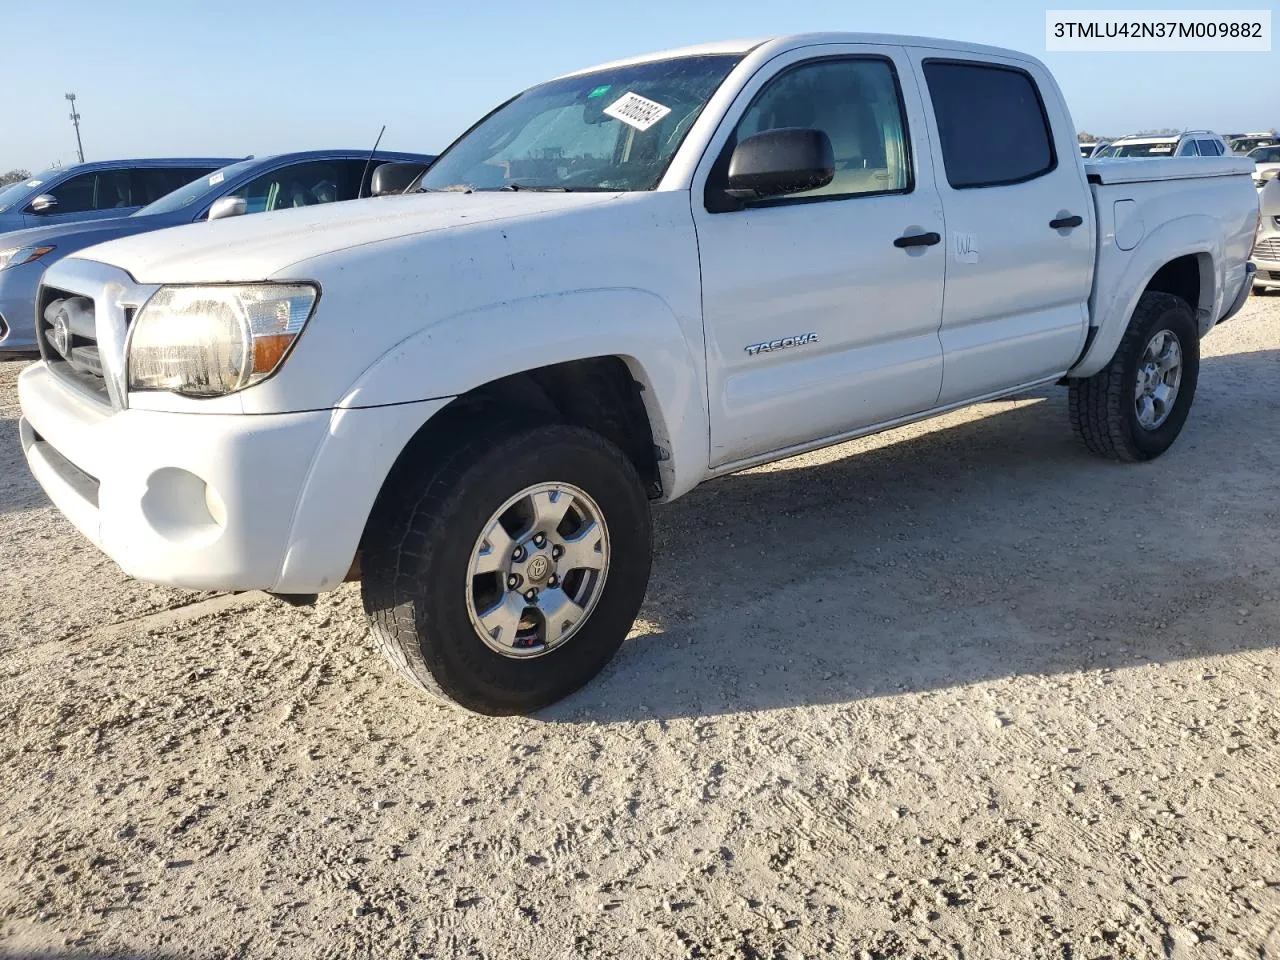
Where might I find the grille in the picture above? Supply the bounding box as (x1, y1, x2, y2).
(1253, 237, 1280, 261)
(36, 285, 110, 405)
(1269, 271, 1280, 281)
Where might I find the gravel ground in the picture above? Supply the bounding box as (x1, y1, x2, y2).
(1, 295, 1279, 960)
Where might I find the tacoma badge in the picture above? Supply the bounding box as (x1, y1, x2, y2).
(745, 333, 819, 357)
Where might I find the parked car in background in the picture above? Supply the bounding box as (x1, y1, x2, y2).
(1229, 133, 1278, 155)
(0, 158, 234, 235)
(15, 33, 1258, 714)
(1247, 145, 1280, 189)
(1097, 131, 1227, 158)
(0, 150, 435, 353)
(1253, 177, 1280, 292)
(1078, 141, 1109, 158)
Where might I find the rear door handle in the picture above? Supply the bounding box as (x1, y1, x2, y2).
(893, 231, 941, 248)
(1050, 215, 1084, 229)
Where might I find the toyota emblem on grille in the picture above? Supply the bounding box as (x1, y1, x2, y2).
(49, 310, 72, 359)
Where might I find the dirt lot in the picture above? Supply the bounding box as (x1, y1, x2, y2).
(1, 296, 1279, 960)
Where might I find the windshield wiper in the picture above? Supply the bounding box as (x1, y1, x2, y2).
(499, 183, 571, 192)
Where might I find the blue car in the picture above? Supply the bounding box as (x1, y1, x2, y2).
(0, 149, 435, 353)
(0, 158, 235, 234)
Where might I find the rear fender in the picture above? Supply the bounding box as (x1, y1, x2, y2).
(1070, 214, 1219, 379)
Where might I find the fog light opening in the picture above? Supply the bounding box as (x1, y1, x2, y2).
(204, 483, 228, 528)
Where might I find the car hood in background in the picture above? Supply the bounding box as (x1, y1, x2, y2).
(0, 214, 178, 254)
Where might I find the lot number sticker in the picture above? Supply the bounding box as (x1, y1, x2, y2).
(603, 92, 672, 131)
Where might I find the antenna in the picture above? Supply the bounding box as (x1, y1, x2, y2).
(358, 125, 386, 199)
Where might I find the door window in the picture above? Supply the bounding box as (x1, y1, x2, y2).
(45, 169, 135, 213)
(922, 61, 1056, 188)
(730, 58, 911, 201)
(1196, 139, 1222, 156)
(223, 160, 356, 214)
(134, 167, 217, 204)
(1177, 139, 1200, 156)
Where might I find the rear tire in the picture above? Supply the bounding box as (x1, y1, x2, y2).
(361, 421, 652, 715)
(1067, 291, 1199, 462)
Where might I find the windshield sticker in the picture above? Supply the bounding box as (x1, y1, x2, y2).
(587, 84, 612, 99)
(1149, 146, 1173, 153)
(603, 92, 672, 132)
(209, 171, 225, 186)
(26, 180, 41, 187)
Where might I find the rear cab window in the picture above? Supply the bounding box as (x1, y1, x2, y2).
(921, 60, 1055, 188)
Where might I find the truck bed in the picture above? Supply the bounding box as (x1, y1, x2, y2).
(1085, 155, 1254, 184)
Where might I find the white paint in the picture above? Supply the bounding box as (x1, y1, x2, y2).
(17, 32, 1260, 595)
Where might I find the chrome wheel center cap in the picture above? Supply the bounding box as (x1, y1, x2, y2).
(525, 554, 551, 584)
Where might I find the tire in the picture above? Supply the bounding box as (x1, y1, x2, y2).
(361, 421, 652, 715)
(1067, 290, 1200, 462)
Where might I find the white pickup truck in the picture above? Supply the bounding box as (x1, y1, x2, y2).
(18, 34, 1259, 714)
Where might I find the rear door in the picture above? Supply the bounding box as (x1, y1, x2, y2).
(909, 52, 1094, 404)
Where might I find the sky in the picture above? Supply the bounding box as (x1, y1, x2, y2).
(0, 0, 1274, 173)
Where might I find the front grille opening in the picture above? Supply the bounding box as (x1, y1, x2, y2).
(31, 436, 100, 508)
(37, 285, 110, 405)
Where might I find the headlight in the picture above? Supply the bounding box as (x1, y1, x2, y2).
(0, 244, 56, 271)
(127, 283, 318, 397)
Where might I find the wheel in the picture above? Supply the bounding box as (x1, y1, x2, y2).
(1067, 291, 1199, 462)
(361, 421, 652, 715)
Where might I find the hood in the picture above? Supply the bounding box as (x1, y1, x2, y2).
(0, 215, 160, 252)
(71, 191, 622, 284)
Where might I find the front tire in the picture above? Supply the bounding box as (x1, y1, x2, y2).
(361, 422, 652, 715)
(1068, 291, 1200, 462)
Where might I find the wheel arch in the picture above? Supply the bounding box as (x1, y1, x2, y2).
(1071, 214, 1222, 379)
(273, 290, 709, 594)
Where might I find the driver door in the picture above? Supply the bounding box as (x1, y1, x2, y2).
(692, 46, 946, 467)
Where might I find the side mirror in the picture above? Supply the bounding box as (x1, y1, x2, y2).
(28, 194, 58, 214)
(725, 128, 835, 202)
(1263, 168, 1280, 182)
(371, 162, 430, 197)
(207, 196, 247, 221)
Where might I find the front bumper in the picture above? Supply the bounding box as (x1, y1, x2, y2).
(19, 361, 331, 591)
(18, 362, 452, 593)
(1252, 259, 1280, 289)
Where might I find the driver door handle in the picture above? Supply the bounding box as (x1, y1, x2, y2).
(1050, 214, 1084, 229)
(893, 231, 941, 248)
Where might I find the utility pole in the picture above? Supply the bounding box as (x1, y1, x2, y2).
(65, 93, 84, 163)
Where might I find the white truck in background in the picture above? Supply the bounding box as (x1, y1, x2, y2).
(18, 34, 1259, 715)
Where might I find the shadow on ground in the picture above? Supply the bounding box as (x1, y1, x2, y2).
(5, 348, 1280, 721)
(547, 347, 1280, 722)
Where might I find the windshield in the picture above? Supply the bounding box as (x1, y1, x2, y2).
(420, 54, 743, 193)
(134, 158, 259, 216)
(1097, 141, 1178, 158)
(0, 168, 56, 213)
(1250, 146, 1280, 163)
(1233, 138, 1275, 154)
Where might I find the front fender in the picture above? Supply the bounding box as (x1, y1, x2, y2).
(1070, 213, 1219, 379)
(337, 287, 709, 501)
